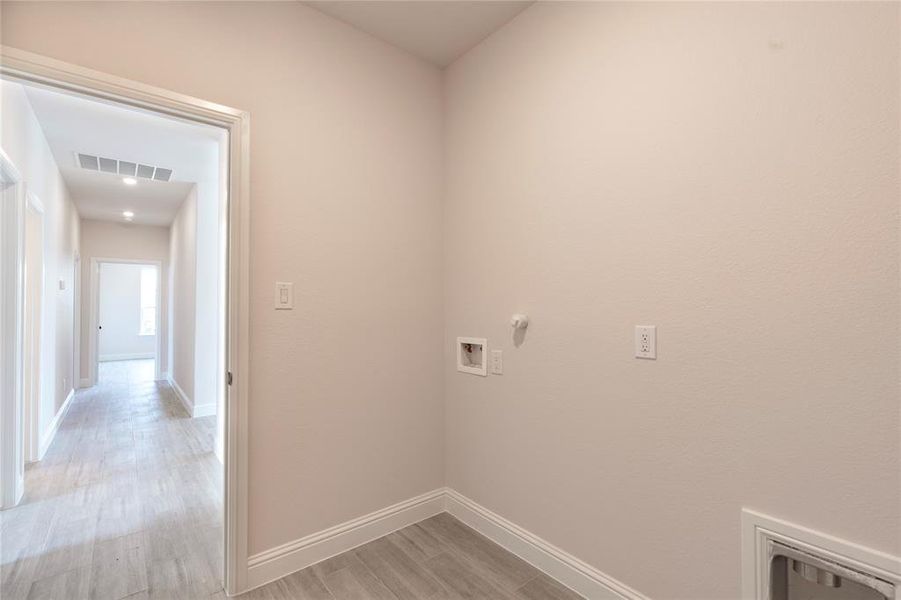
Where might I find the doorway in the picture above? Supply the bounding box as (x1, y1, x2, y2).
(90, 259, 162, 386)
(1, 47, 250, 596)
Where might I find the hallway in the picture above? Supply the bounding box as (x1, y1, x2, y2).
(0, 360, 223, 599)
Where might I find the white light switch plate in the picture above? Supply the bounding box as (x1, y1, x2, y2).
(490, 350, 503, 375)
(635, 325, 656, 359)
(275, 282, 294, 310)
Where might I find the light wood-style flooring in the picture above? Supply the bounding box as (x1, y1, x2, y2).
(1, 360, 223, 599)
(2, 359, 582, 600)
(238, 513, 584, 600)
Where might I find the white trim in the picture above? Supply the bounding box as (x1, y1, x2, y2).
(0, 146, 24, 510)
(245, 488, 647, 600)
(38, 388, 74, 460)
(166, 373, 215, 418)
(1, 45, 251, 593)
(78, 377, 91, 389)
(99, 352, 154, 362)
(167, 374, 194, 416)
(445, 489, 649, 600)
(72, 252, 81, 401)
(22, 192, 44, 465)
(193, 403, 217, 418)
(246, 489, 446, 592)
(25, 188, 44, 213)
(741, 508, 901, 600)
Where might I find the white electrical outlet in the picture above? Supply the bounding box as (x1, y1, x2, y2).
(490, 350, 503, 375)
(635, 325, 656, 359)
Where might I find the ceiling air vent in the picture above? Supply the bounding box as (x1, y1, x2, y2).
(76, 153, 174, 182)
(153, 168, 173, 182)
(136, 164, 155, 179)
(98, 157, 117, 174)
(78, 154, 99, 170)
(118, 161, 137, 177)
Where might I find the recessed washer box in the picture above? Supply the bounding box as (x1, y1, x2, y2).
(457, 337, 487, 376)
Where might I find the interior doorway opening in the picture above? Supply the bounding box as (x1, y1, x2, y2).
(0, 47, 249, 595)
(0, 60, 244, 594)
(90, 259, 163, 386)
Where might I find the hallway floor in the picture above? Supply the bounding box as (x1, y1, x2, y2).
(1, 360, 223, 599)
(2, 359, 581, 600)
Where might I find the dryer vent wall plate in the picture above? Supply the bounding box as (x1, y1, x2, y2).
(457, 337, 487, 376)
(768, 541, 894, 600)
(741, 509, 901, 600)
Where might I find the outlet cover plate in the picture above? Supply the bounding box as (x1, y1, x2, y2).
(635, 325, 656, 359)
(490, 350, 503, 375)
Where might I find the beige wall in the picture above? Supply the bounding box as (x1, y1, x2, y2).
(443, 2, 900, 598)
(1, 1, 446, 555)
(1, 80, 80, 435)
(168, 186, 196, 402)
(79, 219, 170, 381)
(6, 4, 897, 597)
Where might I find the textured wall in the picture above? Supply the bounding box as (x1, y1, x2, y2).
(1, 81, 80, 432)
(5, 3, 897, 597)
(169, 188, 197, 402)
(0, 1, 446, 555)
(443, 3, 901, 598)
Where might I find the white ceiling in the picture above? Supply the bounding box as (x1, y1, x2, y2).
(23, 84, 224, 227)
(306, 1, 533, 67)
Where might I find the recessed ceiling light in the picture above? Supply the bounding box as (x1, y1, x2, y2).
(123, 211, 135, 219)
(123, 177, 137, 186)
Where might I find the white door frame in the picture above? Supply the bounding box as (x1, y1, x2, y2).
(0, 146, 25, 510)
(0, 46, 251, 595)
(22, 191, 45, 464)
(89, 258, 163, 385)
(73, 251, 81, 389)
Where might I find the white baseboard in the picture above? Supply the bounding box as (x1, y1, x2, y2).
(99, 352, 154, 362)
(244, 488, 646, 599)
(167, 375, 194, 417)
(245, 488, 446, 591)
(38, 388, 74, 459)
(192, 402, 216, 418)
(445, 489, 648, 600)
(78, 377, 91, 389)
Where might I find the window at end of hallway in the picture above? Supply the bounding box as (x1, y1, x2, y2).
(139, 266, 157, 336)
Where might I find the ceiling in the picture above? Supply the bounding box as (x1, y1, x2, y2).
(305, 1, 533, 67)
(23, 84, 224, 226)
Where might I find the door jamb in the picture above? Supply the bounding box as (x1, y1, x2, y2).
(0, 146, 24, 510)
(0, 46, 251, 595)
(73, 251, 81, 389)
(23, 191, 44, 464)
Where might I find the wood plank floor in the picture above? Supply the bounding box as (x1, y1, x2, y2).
(2, 359, 582, 600)
(236, 513, 584, 600)
(1, 360, 224, 600)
